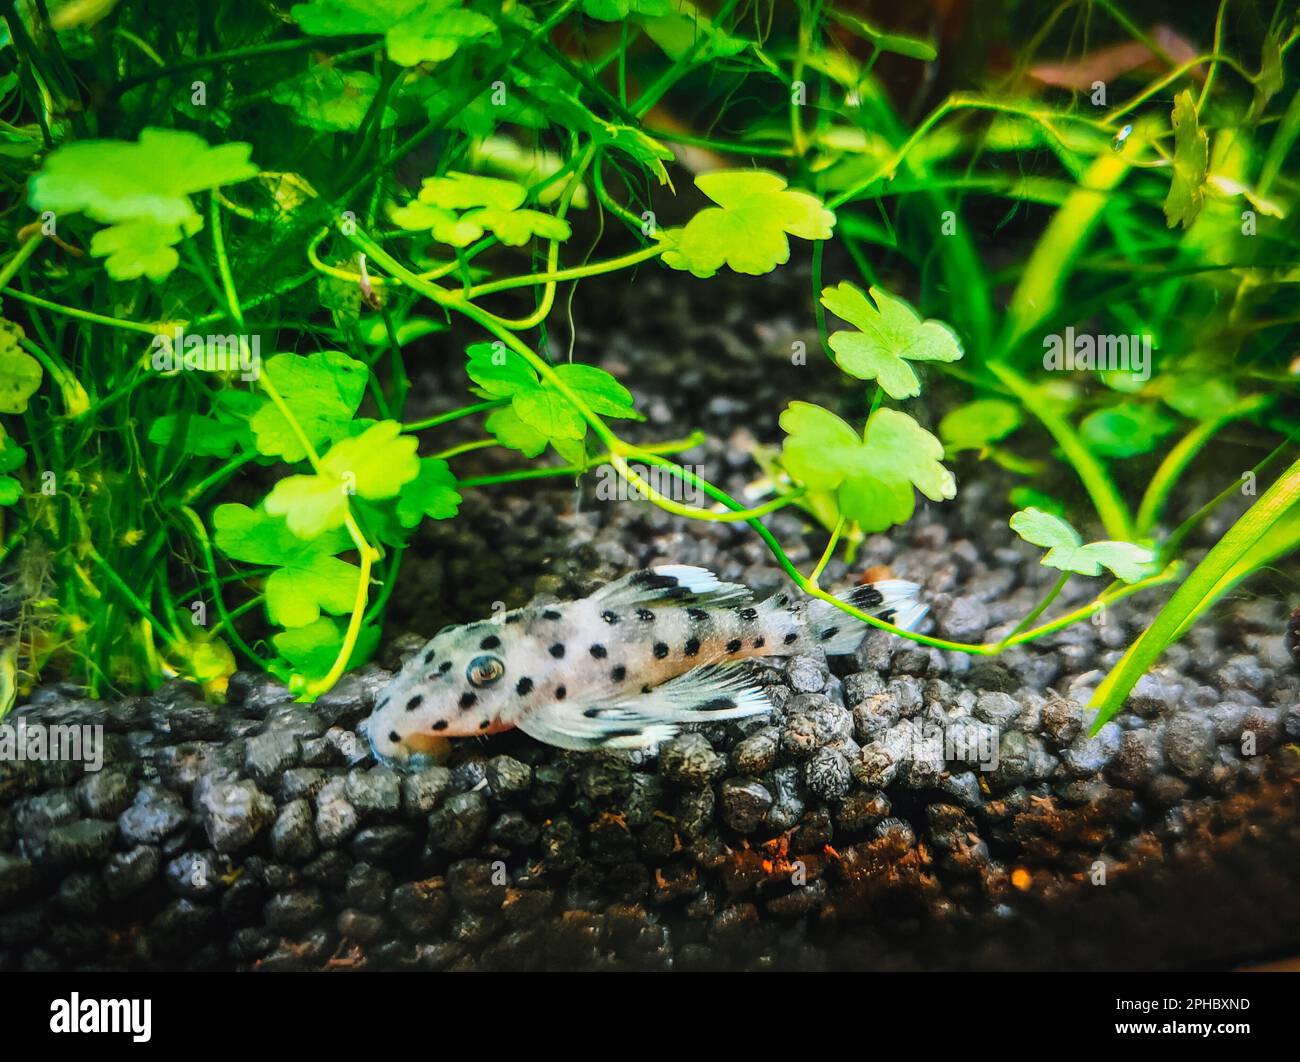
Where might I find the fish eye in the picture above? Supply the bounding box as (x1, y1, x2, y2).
(466, 654, 504, 687)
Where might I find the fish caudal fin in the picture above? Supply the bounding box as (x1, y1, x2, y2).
(807, 579, 927, 655)
(515, 664, 771, 751)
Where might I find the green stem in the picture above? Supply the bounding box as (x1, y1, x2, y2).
(402, 399, 507, 433)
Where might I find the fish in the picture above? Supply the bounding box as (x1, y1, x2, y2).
(361, 565, 926, 763)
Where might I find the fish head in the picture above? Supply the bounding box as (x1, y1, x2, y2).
(362, 621, 515, 765)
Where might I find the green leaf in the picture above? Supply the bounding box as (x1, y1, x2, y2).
(463, 206, 571, 246)
(484, 405, 548, 458)
(213, 504, 359, 628)
(466, 346, 638, 453)
(290, 0, 497, 66)
(1155, 375, 1238, 421)
(594, 124, 675, 186)
(271, 66, 391, 132)
(465, 341, 538, 397)
(640, 1, 747, 61)
(148, 413, 250, 458)
(1248, 22, 1285, 122)
(28, 128, 256, 279)
(358, 314, 447, 347)
(821, 281, 963, 399)
(939, 399, 1021, 454)
(581, 0, 672, 21)
(0, 318, 42, 414)
(1009, 507, 1155, 583)
(829, 10, 937, 61)
(1080, 402, 1174, 457)
(780, 403, 955, 533)
(1164, 90, 1208, 228)
(0, 426, 25, 507)
(417, 172, 526, 211)
(273, 617, 380, 679)
(250, 351, 368, 462)
(395, 457, 462, 526)
(265, 420, 420, 538)
(661, 170, 835, 278)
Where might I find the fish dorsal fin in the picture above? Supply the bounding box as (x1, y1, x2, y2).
(515, 664, 771, 751)
(590, 565, 752, 610)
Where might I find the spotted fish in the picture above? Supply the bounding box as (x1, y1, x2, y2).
(361, 566, 925, 762)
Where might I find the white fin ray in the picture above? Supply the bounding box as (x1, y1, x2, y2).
(515, 664, 771, 751)
(807, 579, 927, 654)
(590, 565, 753, 610)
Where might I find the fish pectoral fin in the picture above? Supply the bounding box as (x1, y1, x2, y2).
(590, 565, 753, 610)
(515, 665, 772, 751)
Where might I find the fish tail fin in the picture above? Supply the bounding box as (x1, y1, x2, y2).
(806, 579, 927, 655)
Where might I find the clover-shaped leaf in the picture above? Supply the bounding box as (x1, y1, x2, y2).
(271, 66, 392, 132)
(28, 128, 257, 280)
(249, 351, 368, 462)
(939, 399, 1021, 455)
(821, 281, 963, 398)
(213, 504, 360, 628)
(290, 0, 497, 67)
(265, 420, 420, 538)
(661, 170, 835, 278)
(780, 403, 955, 533)
(0, 318, 41, 414)
(467, 344, 639, 457)
(1010, 507, 1155, 583)
(273, 617, 381, 680)
(1164, 90, 1208, 228)
(390, 171, 569, 247)
(395, 458, 462, 527)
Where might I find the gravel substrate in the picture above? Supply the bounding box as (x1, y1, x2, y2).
(3, 264, 1298, 970)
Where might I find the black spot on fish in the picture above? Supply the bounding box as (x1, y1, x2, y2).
(605, 728, 642, 740)
(698, 697, 735, 711)
(636, 608, 655, 622)
(753, 637, 765, 648)
(784, 632, 798, 645)
(602, 610, 620, 625)
(726, 639, 742, 653)
(848, 585, 883, 609)
(632, 571, 678, 589)
(653, 642, 669, 659)
(388, 730, 401, 743)
(479, 720, 491, 730)
(641, 685, 652, 694)
(590, 644, 607, 659)
(556, 685, 567, 700)
(687, 608, 709, 623)
(516, 677, 534, 695)
(879, 610, 897, 624)
(479, 634, 501, 650)
(773, 593, 789, 607)
(549, 643, 565, 659)
(542, 609, 562, 621)
(423, 649, 436, 665)
(738, 607, 758, 621)
(438, 661, 452, 674)
(611, 665, 627, 682)
(583, 708, 602, 718)
(459, 692, 477, 710)
(405, 695, 424, 712)
(684, 637, 700, 657)
(504, 612, 523, 624)
(433, 720, 448, 731)
(820, 627, 840, 642)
